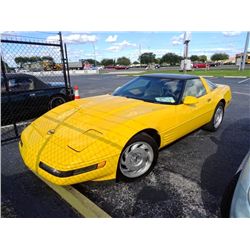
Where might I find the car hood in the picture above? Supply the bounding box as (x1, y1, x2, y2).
(31, 94, 168, 153)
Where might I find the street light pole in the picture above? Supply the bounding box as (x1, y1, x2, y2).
(183, 32, 191, 73)
(240, 31, 249, 71)
(92, 42, 96, 67)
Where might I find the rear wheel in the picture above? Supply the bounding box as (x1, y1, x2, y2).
(48, 95, 66, 110)
(203, 101, 224, 131)
(117, 133, 158, 181)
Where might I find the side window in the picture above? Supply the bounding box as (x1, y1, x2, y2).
(183, 79, 207, 99)
(8, 77, 35, 92)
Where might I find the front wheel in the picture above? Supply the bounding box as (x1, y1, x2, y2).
(117, 133, 158, 181)
(203, 102, 224, 131)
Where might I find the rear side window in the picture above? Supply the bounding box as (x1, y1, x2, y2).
(206, 79, 217, 91)
(183, 79, 207, 98)
(8, 77, 35, 92)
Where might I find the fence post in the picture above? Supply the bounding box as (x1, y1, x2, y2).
(59, 32, 70, 98)
(64, 43, 71, 89)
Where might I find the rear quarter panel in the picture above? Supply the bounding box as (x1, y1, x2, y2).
(201, 77, 232, 109)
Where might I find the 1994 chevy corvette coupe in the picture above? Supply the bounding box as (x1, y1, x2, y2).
(19, 74, 232, 185)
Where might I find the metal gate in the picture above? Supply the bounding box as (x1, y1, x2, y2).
(1, 32, 72, 143)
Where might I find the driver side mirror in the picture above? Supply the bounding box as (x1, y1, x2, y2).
(183, 96, 199, 105)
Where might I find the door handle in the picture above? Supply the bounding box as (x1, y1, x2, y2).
(207, 98, 211, 102)
(29, 93, 36, 97)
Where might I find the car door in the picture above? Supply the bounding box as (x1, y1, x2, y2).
(29, 75, 51, 114)
(7, 76, 39, 122)
(176, 78, 212, 137)
(1, 76, 12, 125)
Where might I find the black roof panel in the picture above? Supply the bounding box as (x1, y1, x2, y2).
(141, 73, 200, 80)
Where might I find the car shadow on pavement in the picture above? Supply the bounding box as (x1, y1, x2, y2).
(200, 118, 250, 216)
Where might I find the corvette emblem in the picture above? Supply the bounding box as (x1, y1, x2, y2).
(47, 129, 55, 135)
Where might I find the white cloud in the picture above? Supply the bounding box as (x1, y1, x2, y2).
(171, 33, 184, 46)
(192, 48, 232, 53)
(106, 40, 137, 51)
(222, 31, 241, 37)
(105, 35, 118, 43)
(47, 34, 98, 43)
(141, 49, 171, 57)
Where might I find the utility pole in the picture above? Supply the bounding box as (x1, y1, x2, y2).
(240, 31, 249, 71)
(183, 32, 191, 73)
(92, 42, 96, 67)
(139, 44, 141, 66)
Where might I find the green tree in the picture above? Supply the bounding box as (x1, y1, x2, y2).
(133, 61, 139, 64)
(190, 55, 199, 62)
(14, 56, 29, 68)
(199, 55, 207, 62)
(81, 59, 100, 65)
(211, 53, 229, 61)
(154, 58, 161, 64)
(160, 53, 182, 66)
(41, 56, 54, 62)
(116, 57, 131, 66)
(139, 52, 156, 64)
(29, 56, 42, 63)
(101, 58, 115, 66)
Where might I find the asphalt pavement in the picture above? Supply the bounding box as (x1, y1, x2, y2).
(1, 74, 250, 217)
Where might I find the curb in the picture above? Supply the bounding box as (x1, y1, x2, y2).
(223, 76, 247, 78)
(34, 172, 111, 218)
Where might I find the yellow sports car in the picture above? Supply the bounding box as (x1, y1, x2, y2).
(19, 74, 232, 185)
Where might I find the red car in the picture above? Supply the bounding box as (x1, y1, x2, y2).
(192, 63, 208, 69)
(114, 65, 129, 70)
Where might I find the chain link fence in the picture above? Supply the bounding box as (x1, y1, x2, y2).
(1, 32, 73, 143)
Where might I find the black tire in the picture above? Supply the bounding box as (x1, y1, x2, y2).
(117, 132, 158, 182)
(220, 171, 241, 218)
(203, 101, 224, 132)
(48, 95, 66, 110)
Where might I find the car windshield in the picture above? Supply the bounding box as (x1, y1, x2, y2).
(112, 76, 185, 104)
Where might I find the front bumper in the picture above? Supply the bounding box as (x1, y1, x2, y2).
(19, 128, 119, 185)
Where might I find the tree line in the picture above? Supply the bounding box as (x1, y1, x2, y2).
(14, 56, 55, 68)
(97, 52, 230, 66)
(13, 52, 230, 68)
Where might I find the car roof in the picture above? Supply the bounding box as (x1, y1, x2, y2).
(141, 73, 200, 80)
(3, 73, 36, 78)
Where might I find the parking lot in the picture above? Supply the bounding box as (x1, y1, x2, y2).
(1, 74, 250, 217)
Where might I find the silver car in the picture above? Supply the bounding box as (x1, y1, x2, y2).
(221, 151, 250, 218)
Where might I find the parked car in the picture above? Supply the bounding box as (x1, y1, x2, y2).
(221, 151, 250, 218)
(19, 74, 231, 185)
(114, 65, 129, 70)
(1, 73, 74, 126)
(104, 65, 116, 69)
(208, 62, 221, 67)
(192, 63, 208, 69)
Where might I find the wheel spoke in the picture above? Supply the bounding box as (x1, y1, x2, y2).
(119, 141, 154, 178)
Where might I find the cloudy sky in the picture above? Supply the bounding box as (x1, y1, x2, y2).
(2, 31, 249, 64)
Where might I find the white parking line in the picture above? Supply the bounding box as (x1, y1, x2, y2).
(232, 91, 250, 96)
(238, 78, 250, 84)
(34, 173, 111, 218)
